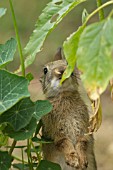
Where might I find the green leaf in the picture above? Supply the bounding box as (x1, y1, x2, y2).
(37, 160, 61, 170)
(0, 98, 52, 132)
(33, 100, 52, 120)
(16, 0, 86, 73)
(0, 38, 17, 67)
(4, 117, 37, 141)
(0, 8, 7, 18)
(26, 72, 34, 82)
(0, 151, 12, 170)
(77, 18, 113, 99)
(0, 98, 34, 131)
(13, 163, 26, 170)
(0, 123, 8, 146)
(0, 70, 30, 115)
(61, 26, 84, 83)
(0, 131, 8, 147)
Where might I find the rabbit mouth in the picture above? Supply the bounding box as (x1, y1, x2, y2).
(50, 76, 76, 92)
(44, 75, 78, 98)
(50, 77, 60, 90)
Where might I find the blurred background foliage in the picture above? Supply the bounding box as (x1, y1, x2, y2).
(0, 0, 113, 169)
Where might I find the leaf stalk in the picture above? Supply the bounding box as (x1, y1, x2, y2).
(9, 0, 25, 77)
(9, 140, 17, 155)
(96, 0, 105, 21)
(84, 0, 113, 26)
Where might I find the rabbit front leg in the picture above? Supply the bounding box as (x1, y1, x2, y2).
(55, 138, 80, 169)
(76, 137, 88, 170)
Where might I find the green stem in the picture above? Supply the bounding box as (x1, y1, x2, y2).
(27, 139, 31, 168)
(27, 139, 33, 170)
(21, 148, 24, 170)
(12, 155, 28, 164)
(9, 140, 17, 155)
(96, 0, 105, 21)
(84, 0, 113, 26)
(9, 0, 25, 77)
(31, 140, 41, 163)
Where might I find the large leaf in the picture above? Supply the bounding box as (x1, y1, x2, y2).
(4, 117, 37, 141)
(0, 151, 12, 170)
(0, 8, 7, 18)
(0, 38, 17, 67)
(77, 18, 113, 100)
(16, 0, 86, 73)
(61, 26, 84, 83)
(0, 98, 34, 131)
(33, 100, 52, 120)
(0, 98, 52, 131)
(0, 70, 30, 114)
(37, 160, 61, 170)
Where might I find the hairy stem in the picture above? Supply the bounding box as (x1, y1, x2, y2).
(9, 140, 17, 155)
(96, 0, 105, 20)
(9, 0, 25, 77)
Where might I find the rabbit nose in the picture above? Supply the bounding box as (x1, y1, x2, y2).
(54, 66, 66, 79)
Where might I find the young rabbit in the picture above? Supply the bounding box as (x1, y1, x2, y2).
(40, 48, 97, 170)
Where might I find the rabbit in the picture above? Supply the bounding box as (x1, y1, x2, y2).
(40, 48, 97, 170)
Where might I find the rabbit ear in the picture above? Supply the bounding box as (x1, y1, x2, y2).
(54, 47, 62, 61)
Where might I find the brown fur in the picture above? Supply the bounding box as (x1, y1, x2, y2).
(41, 59, 97, 170)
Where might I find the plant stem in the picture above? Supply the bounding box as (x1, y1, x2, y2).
(21, 148, 24, 170)
(12, 155, 28, 164)
(84, 0, 113, 26)
(96, 0, 105, 21)
(27, 139, 31, 167)
(27, 139, 33, 170)
(9, 0, 25, 77)
(31, 140, 41, 163)
(9, 140, 17, 155)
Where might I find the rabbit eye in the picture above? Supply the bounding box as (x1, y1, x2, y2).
(43, 67, 48, 75)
